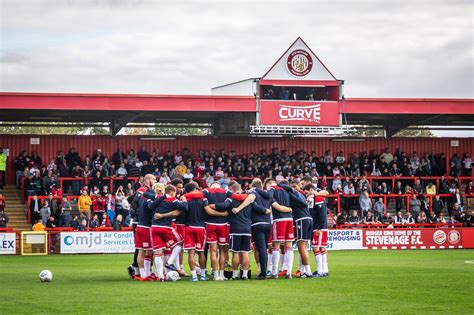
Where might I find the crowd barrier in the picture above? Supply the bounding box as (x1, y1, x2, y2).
(21, 175, 474, 204)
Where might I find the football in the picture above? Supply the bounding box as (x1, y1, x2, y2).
(166, 271, 180, 282)
(39, 270, 53, 282)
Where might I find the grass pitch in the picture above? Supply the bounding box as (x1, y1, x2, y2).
(0, 250, 473, 314)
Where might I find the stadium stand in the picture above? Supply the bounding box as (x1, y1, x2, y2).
(6, 147, 472, 230)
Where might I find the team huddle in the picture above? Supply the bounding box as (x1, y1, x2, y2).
(127, 174, 329, 281)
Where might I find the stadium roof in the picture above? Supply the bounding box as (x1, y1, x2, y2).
(1, 37, 473, 137)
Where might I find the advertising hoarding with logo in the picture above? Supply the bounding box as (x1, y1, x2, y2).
(327, 229, 364, 250)
(0, 233, 16, 255)
(362, 228, 463, 249)
(260, 100, 339, 126)
(60, 231, 134, 254)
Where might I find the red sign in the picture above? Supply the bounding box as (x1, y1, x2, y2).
(260, 100, 339, 126)
(287, 49, 313, 77)
(363, 228, 463, 250)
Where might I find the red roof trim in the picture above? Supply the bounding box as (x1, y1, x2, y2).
(0, 93, 257, 112)
(0, 92, 254, 99)
(342, 99, 474, 114)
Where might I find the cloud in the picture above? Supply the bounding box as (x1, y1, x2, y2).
(0, 0, 472, 97)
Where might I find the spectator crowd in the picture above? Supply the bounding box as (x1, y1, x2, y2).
(8, 146, 474, 230)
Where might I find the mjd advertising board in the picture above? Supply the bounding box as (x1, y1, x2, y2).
(60, 231, 134, 254)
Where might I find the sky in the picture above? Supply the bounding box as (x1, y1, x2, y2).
(0, 0, 472, 135)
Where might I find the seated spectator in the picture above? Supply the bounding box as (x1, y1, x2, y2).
(452, 203, 464, 221)
(78, 218, 88, 231)
(347, 210, 360, 224)
(460, 210, 473, 227)
(446, 215, 457, 225)
(425, 182, 436, 195)
(46, 216, 57, 228)
(89, 214, 100, 228)
(117, 162, 128, 177)
(32, 219, 45, 231)
(215, 172, 230, 188)
(393, 211, 404, 224)
(70, 215, 80, 229)
(113, 214, 123, 230)
(331, 175, 342, 192)
(403, 212, 415, 224)
(159, 171, 171, 184)
(214, 166, 224, 178)
(428, 212, 438, 224)
(417, 211, 427, 224)
(364, 210, 376, 224)
(437, 213, 446, 223)
(101, 213, 111, 227)
(336, 211, 348, 225)
(382, 212, 393, 224)
(0, 207, 9, 227)
(141, 160, 155, 176)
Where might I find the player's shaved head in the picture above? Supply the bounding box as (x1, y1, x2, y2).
(144, 174, 156, 187)
(228, 180, 238, 187)
(279, 179, 289, 185)
(301, 176, 313, 183)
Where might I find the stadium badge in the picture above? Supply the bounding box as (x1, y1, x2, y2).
(447, 230, 461, 244)
(279, 104, 320, 123)
(432, 230, 446, 245)
(287, 49, 313, 77)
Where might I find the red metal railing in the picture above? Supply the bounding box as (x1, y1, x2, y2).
(21, 175, 474, 204)
(325, 193, 472, 215)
